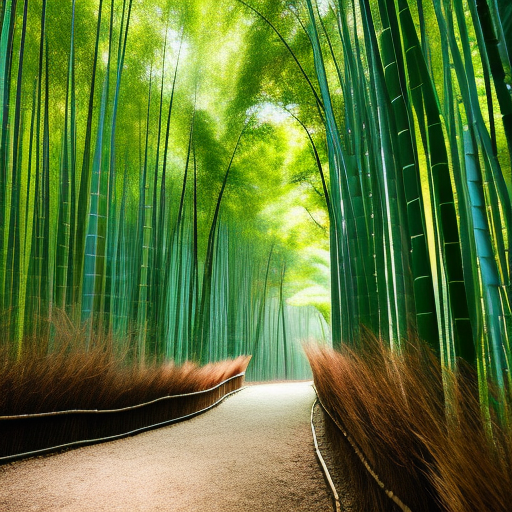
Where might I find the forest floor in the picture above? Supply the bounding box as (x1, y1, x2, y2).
(0, 382, 332, 511)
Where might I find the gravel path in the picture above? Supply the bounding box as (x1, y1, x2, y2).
(0, 382, 332, 512)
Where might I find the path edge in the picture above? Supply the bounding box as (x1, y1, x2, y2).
(311, 397, 342, 512)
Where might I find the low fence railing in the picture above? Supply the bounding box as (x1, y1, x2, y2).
(313, 385, 411, 512)
(0, 372, 245, 464)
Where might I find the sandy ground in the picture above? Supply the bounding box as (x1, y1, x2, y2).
(0, 382, 332, 512)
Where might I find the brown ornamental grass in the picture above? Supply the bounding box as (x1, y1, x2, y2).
(306, 336, 512, 512)
(0, 313, 250, 416)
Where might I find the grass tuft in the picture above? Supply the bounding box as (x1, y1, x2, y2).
(306, 337, 512, 512)
(0, 314, 250, 416)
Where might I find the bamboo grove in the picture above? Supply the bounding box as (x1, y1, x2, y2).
(278, 0, 510, 423)
(237, 0, 509, 423)
(0, 0, 330, 380)
(1, 0, 511, 420)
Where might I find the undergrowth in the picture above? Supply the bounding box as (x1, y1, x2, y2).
(306, 337, 512, 512)
(0, 312, 250, 416)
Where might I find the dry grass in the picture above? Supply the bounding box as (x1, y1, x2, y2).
(0, 313, 250, 416)
(306, 337, 512, 512)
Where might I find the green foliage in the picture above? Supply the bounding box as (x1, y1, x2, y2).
(0, 0, 329, 381)
(262, 0, 511, 424)
(3, 0, 509, 418)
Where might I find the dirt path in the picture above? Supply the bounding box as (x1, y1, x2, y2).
(0, 382, 332, 511)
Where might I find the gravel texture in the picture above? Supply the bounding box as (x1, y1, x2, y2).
(0, 382, 332, 512)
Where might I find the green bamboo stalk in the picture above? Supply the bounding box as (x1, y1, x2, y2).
(464, 128, 509, 421)
(149, 28, 168, 327)
(24, 0, 47, 340)
(359, 0, 408, 346)
(305, 2, 356, 345)
(186, 141, 199, 359)
(376, 0, 439, 351)
(103, 0, 132, 327)
(172, 116, 194, 360)
(4, 0, 28, 344)
(487, 0, 512, 80)
(253, 243, 273, 355)
(103, 0, 118, 328)
(397, 0, 475, 362)
(450, 0, 510, 285)
(0, 0, 17, 172)
(307, 0, 404, 345)
(65, 0, 77, 314)
(110, 155, 129, 335)
(135, 64, 154, 359)
(436, 6, 480, 369)
(41, 38, 50, 334)
(82, 76, 109, 323)
(0, 0, 18, 311)
(278, 261, 288, 378)
(331, 2, 377, 336)
(435, 0, 510, 367)
(72, 0, 103, 312)
(156, 37, 182, 350)
(495, 0, 512, 60)
(23, 81, 36, 257)
(83, 0, 133, 325)
(55, 0, 76, 310)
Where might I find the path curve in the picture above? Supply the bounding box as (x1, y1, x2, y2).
(0, 382, 332, 511)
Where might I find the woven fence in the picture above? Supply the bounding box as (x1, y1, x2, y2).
(0, 373, 245, 463)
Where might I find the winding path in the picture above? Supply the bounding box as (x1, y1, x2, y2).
(0, 382, 332, 511)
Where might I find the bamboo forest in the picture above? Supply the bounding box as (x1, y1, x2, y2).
(1, 0, 511, 509)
